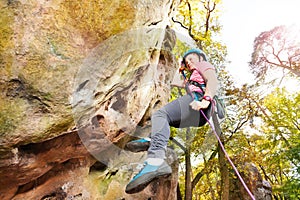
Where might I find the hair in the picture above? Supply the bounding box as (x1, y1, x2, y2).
(198, 53, 207, 61)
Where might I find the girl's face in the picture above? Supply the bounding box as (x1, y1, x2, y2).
(185, 53, 201, 71)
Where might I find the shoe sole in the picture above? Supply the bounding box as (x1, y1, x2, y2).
(125, 166, 172, 194)
(125, 173, 171, 194)
(125, 141, 150, 152)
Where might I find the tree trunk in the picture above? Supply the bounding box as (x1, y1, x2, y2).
(177, 183, 183, 200)
(204, 156, 216, 200)
(185, 128, 193, 200)
(218, 145, 230, 200)
(212, 113, 230, 199)
(185, 148, 192, 200)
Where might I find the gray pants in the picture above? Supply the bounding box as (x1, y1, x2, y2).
(148, 94, 211, 159)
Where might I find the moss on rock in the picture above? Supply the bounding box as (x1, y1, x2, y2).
(60, 0, 136, 45)
(0, 2, 14, 79)
(0, 98, 24, 136)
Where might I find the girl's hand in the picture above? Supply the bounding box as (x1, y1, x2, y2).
(189, 99, 210, 111)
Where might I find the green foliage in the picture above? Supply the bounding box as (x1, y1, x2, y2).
(248, 88, 300, 199)
(280, 179, 300, 199)
(175, 0, 227, 65)
(171, 1, 299, 199)
(222, 84, 300, 199)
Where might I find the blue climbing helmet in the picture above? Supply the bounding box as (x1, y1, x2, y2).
(182, 48, 208, 63)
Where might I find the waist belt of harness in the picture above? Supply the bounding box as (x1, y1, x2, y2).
(193, 91, 204, 101)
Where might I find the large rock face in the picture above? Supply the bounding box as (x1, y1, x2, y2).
(0, 0, 180, 199)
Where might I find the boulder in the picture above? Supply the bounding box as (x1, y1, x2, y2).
(0, 0, 180, 199)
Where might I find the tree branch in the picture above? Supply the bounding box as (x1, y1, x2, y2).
(170, 136, 187, 153)
(172, 17, 189, 30)
(192, 148, 218, 189)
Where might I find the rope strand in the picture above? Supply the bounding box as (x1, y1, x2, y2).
(200, 109, 256, 200)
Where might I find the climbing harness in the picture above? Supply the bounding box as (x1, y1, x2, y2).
(180, 66, 226, 120)
(181, 70, 256, 200)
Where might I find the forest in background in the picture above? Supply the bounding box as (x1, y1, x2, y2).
(170, 0, 300, 199)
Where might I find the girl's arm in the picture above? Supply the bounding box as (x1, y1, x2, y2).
(171, 69, 185, 88)
(201, 69, 218, 98)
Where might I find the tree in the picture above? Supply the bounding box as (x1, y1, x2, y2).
(246, 24, 300, 199)
(250, 25, 300, 80)
(174, 0, 227, 65)
(252, 88, 300, 199)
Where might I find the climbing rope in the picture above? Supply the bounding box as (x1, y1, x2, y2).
(200, 109, 256, 200)
(181, 70, 256, 200)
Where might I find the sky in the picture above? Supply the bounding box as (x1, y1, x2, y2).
(220, 0, 300, 85)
